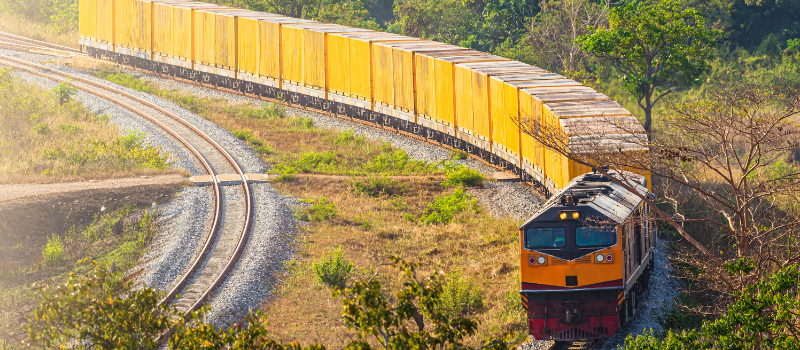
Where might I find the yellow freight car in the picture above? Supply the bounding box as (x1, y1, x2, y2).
(327, 31, 417, 110)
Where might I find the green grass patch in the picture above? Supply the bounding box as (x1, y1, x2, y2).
(296, 197, 338, 222)
(419, 187, 479, 225)
(349, 177, 408, 197)
(443, 162, 485, 187)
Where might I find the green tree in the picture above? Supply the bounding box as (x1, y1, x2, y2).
(577, 0, 721, 136)
(49, 78, 77, 106)
(624, 261, 800, 350)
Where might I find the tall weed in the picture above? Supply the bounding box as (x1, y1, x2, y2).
(312, 246, 353, 288)
(420, 188, 478, 225)
(349, 177, 407, 197)
(296, 197, 338, 222)
(437, 271, 484, 317)
(42, 234, 64, 266)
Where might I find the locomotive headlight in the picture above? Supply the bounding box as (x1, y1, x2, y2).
(606, 254, 613, 262)
(537, 256, 546, 264)
(529, 257, 536, 264)
(596, 253, 605, 262)
(572, 212, 580, 219)
(559, 212, 567, 220)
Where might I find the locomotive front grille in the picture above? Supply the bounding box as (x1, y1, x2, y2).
(549, 327, 605, 341)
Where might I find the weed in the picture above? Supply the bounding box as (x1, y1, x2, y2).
(42, 234, 64, 266)
(58, 123, 81, 134)
(365, 150, 436, 174)
(232, 129, 254, 141)
(93, 68, 157, 94)
(277, 151, 339, 174)
(312, 246, 353, 288)
(353, 214, 374, 230)
(335, 129, 365, 145)
(438, 271, 484, 317)
(389, 196, 408, 211)
(49, 78, 76, 105)
(255, 144, 274, 155)
(33, 123, 51, 136)
(450, 149, 468, 160)
(296, 197, 337, 222)
(349, 177, 407, 197)
(254, 103, 286, 119)
(290, 116, 314, 129)
(443, 164, 485, 187)
(420, 188, 478, 225)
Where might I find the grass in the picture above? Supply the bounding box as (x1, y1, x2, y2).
(0, 68, 178, 184)
(91, 68, 527, 347)
(0, 12, 78, 48)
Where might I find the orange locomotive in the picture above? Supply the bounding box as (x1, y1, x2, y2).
(519, 170, 655, 341)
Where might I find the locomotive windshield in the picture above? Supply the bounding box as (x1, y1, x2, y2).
(525, 227, 566, 248)
(576, 226, 617, 247)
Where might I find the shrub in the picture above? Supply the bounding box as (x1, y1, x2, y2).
(450, 149, 468, 160)
(42, 234, 64, 266)
(349, 177, 407, 197)
(438, 271, 484, 317)
(250, 103, 285, 119)
(420, 188, 478, 225)
(443, 165, 485, 187)
(277, 151, 338, 174)
(49, 79, 77, 105)
(290, 116, 314, 129)
(335, 129, 365, 145)
(296, 197, 337, 222)
(58, 123, 82, 134)
(33, 123, 51, 136)
(232, 129, 254, 141)
(312, 246, 353, 288)
(365, 150, 436, 174)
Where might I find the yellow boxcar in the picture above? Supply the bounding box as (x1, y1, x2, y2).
(207, 9, 248, 70)
(235, 12, 285, 77)
(414, 49, 480, 126)
(172, 3, 230, 63)
(372, 41, 458, 113)
(281, 23, 370, 90)
(79, 0, 97, 40)
(253, 17, 315, 82)
(327, 32, 416, 101)
(151, 1, 192, 58)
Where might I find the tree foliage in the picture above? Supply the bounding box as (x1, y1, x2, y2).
(577, 0, 721, 134)
(625, 262, 800, 350)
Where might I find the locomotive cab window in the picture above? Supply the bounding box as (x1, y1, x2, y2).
(576, 226, 616, 247)
(525, 227, 566, 248)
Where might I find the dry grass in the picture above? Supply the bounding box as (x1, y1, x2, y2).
(262, 177, 527, 347)
(0, 12, 78, 48)
(0, 68, 178, 184)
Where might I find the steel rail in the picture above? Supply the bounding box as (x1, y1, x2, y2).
(0, 31, 82, 53)
(0, 55, 254, 318)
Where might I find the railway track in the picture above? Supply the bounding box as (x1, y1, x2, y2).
(0, 31, 82, 54)
(0, 53, 255, 319)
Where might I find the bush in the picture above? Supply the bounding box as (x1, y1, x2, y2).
(443, 164, 484, 187)
(335, 129, 365, 145)
(232, 129, 254, 141)
(312, 246, 353, 288)
(421, 188, 478, 225)
(277, 151, 338, 174)
(296, 197, 337, 222)
(58, 123, 81, 134)
(49, 79, 77, 105)
(290, 116, 314, 129)
(33, 123, 51, 136)
(42, 234, 64, 266)
(450, 149, 468, 160)
(438, 271, 484, 317)
(250, 103, 285, 119)
(349, 177, 407, 197)
(365, 149, 436, 174)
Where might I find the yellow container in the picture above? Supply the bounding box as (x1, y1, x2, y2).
(372, 41, 461, 113)
(79, 0, 97, 40)
(327, 32, 416, 101)
(96, 0, 114, 44)
(253, 17, 315, 81)
(518, 89, 545, 177)
(414, 50, 485, 126)
(171, 3, 229, 63)
(281, 23, 370, 90)
(131, 0, 153, 53)
(196, 8, 245, 69)
(151, 0, 193, 57)
(455, 61, 523, 141)
(235, 12, 283, 76)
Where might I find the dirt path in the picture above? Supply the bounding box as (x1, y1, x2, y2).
(0, 174, 188, 202)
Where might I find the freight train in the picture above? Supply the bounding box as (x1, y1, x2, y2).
(77, 0, 653, 341)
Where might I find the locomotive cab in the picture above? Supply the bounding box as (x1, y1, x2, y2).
(520, 171, 655, 341)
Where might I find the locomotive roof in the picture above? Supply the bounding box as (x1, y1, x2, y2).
(520, 171, 650, 227)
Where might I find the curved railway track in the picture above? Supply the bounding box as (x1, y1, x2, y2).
(0, 53, 255, 319)
(0, 32, 82, 53)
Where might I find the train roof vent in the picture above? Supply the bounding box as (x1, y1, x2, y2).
(582, 173, 611, 182)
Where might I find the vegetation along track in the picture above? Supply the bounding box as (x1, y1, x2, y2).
(0, 53, 255, 318)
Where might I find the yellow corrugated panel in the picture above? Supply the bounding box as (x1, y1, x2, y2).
(413, 49, 474, 123)
(115, 0, 133, 47)
(503, 82, 520, 156)
(489, 77, 506, 147)
(256, 17, 313, 80)
(153, 2, 173, 56)
(96, 0, 114, 43)
(372, 43, 392, 107)
(172, 4, 193, 61)
(237, 15, 260, 74)
(472, 68, 490, 140)
(79, 0, 97, 39)
(213, 10, 238, 69)
(327, 33, 348, 94)
(194, 9, 215, 65)
(132, 0, 152, 53)
(391, 45, 414, 111)
(304, 28, 325, 89)
(280, 25, 303, 84)
(519, 89, 545, 174)
(454, 65, 473, 133)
